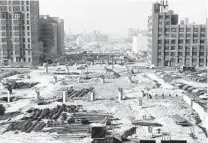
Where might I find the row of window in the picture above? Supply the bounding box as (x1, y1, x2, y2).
(158, 52, 205, 56)
(158, 46, 205, 50)
(0, 44, 31, 49)
(159, 33, 206, 38)
(0, 26, 30, 30)
(0, 12, 30, 19)
(157, 59, 205, 64)
(158, 39, 206, 44)
(1, 31, 30, 36)
(159, 27, 206, 32)
(0, 1, 30, 5)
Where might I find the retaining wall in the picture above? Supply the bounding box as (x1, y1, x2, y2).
(182, 94, 207, 129)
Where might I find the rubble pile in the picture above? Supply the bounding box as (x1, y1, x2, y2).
(4, 104, 114, 135)
(104, 71, 120, 79)
(0, 70, 19, 80)
(57, 87, 94, 101)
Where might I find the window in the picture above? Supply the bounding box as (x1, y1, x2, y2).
(21, 1, 24, 5)
(165, 46, 169, 50)
(171, 34, 176, 37)
(200, 40, 205, 43)
(179, 28, 184, 32)
(13, 1, 20, 5)
(27, 32, 30, 36)
(158, 40, 162, 44)
(28, 44, 30, 49)
(193, 39, 198, 43)
(201, 28, 205, 32)
(23, 44, 25, 49)
(27, 20, 29, 24)
(1, 32, 6, 36)
(179, 34, 184, 37)
(165, 28, 170, 32)
(186, 33, 191, 37)
(21, 6, 24, 11)
(165, 52, 169, 56)
(26, 1, 29, 5)
(199, 52, 204, 56)
(171, 39, 176, 44)
(158, 46, 162, 50)
(193, 34, 198, 37)
(0, 1, 7, 5)
(27, 13, 29, 18)
(171, 28, 176, 32)
(27, 26, 30, 30)
(178, 52, 183, 56)
(165, 21, 170, 25)
(201, 33, 205, 37)
(165, 34, 170, 37)
(171, 46, 175, 50)
(165, 39, 169, 44)
(159, 15, 163, 19)
(23, 38, 25, 42)
(171, 52, 175, 56)
(14, 26, 20, 30)
(200, 46, 204, 51)
(179, 46, 183, 50)
(14, 38, 19, 43)
(2, 38, 7, 42)
(0, 26, 6, 30)
(22, 26, 25, 30)
(159, 28, 162, 32)
(186, 46, 190, 50)
(0, 6, 7, 11)
(158, 52, 161, 56)
(22, 20, 24, 24)
(178, 58, 183, 63)
(199, 59, 204, 63)
(28, 38, 30, 42)
(28, 51, 30, 55)
(13, 6, 20, 11)
(193, 52, 197, 56)
(27, 6, 29, 11)
(28, 57, 31, 62)
(186, 52, 190, 56)
(186, 39, 191, 44)
(179, 39, 183, 44)
(194, 28, 198, 32)
(1, 20, 6, 25)
(186, 28, 191, 32)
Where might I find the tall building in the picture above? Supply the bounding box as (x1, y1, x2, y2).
(148, 0, 207, 67)
(39, 15, 64, 57)
(132, 34, 148, 53)
(0, 0, 42, 66)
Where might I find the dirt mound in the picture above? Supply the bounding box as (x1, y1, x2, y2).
(104, 71, 120, 79)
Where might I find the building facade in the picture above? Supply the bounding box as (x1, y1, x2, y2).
(148, 0, 207, 67)
(0, 0, 42, 66)
(39, 15, 64, 57)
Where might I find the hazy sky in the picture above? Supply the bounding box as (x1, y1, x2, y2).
(39, 0, 208, 37)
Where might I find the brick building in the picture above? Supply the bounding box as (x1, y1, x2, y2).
(0, 0, 42, 66)
(148, 0, 207, 67)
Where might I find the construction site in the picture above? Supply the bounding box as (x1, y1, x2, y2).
(0, 63, 207, 143)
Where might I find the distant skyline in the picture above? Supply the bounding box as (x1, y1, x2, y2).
(39, 0, 208, 37)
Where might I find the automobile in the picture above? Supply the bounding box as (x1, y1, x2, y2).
(187, 87, 197, 92)
(77, 65, 86, 70)
(182, 85, 191, 90)
(56, 68, 65, 71)
(199, 94, 208, 100)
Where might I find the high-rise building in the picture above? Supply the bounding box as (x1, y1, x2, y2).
(39, 15, 64, 57)
(0, 0, 42, 66)
(132, 34, 147, 53)
(148, 0, 207, 67)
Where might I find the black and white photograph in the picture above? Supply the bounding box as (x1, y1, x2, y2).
(0, 0, 207, 143)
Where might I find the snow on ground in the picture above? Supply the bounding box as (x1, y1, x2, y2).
(0, 65, 207, 143)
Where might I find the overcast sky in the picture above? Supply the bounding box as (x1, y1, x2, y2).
(39, 0, 208, 37)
